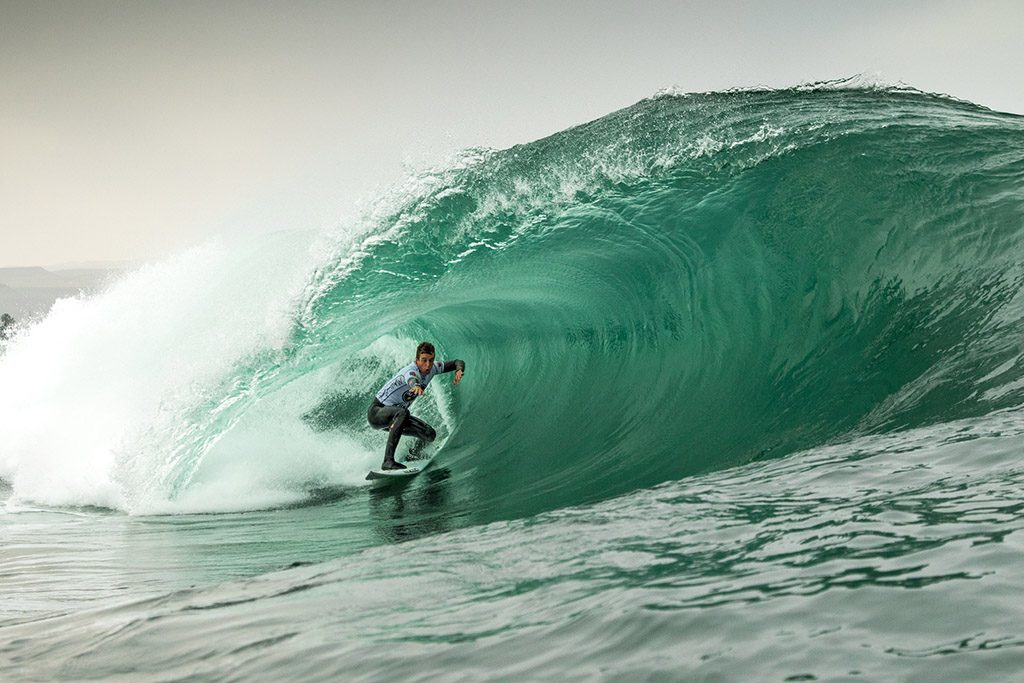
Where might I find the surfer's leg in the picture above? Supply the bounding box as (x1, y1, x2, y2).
(367, 402, 395, 429)
(403, 415, 436, 458)
(403, 415, 436, 442)
(368, 403, 409, 469)
(383, 408, 411, 469)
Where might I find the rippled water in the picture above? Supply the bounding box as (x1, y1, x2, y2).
(4, 411, 1024, 680)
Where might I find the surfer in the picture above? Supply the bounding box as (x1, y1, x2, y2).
(368, 342, 465, 470)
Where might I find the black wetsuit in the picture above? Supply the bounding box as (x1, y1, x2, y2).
(368, 359, 465, 467)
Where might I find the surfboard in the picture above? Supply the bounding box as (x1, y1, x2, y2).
(365, 458, 431, 482)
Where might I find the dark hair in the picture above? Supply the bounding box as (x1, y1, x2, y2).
(416, 341, 435, 358)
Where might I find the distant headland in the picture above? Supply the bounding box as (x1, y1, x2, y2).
(0, 263, 131, 324)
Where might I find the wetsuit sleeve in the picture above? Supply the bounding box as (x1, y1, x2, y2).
(440, 359, 465, 373)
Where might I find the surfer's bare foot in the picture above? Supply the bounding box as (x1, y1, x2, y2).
(382, 460, 407, 470)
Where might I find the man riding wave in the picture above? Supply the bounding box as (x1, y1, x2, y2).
(367, 341, 465, 470)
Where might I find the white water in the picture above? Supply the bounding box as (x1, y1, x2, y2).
(0, 233, 331, 512)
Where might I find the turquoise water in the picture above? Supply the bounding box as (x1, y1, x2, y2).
(3, 81, 1024, 680)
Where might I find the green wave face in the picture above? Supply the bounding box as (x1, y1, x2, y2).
(6, 83, 1024, 683)
(144, 86, 1024, 518)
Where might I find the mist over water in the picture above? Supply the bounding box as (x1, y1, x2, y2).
(3, 81, 1024, 680)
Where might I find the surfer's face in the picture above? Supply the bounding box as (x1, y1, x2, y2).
(415, 353, 434, 374)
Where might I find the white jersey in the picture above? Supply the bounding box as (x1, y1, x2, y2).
(375, 360, 446, 408)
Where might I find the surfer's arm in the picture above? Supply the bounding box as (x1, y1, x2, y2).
(406, 373, 425, 396)
(439, 359, 465, 385)
(440, 359, 465, 374)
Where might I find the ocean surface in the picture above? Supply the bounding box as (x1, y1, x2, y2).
(2, 80, 1024, 681)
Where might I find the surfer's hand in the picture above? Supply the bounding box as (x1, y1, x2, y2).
(411, 385, 425, 396)
(454, 370, 463, 385)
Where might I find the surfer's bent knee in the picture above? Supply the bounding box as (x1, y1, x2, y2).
(389, 407, 409, 431)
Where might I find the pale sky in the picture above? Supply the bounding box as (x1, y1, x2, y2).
(2, 0, 1022, 268)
